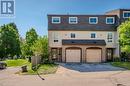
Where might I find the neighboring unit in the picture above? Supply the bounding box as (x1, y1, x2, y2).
(48, 9, 130, 63)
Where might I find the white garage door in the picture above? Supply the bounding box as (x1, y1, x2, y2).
(66, 49, 81, 62)
(86, 49, 101, 62)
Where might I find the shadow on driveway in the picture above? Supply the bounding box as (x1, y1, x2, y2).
(58, 63, 126, 72)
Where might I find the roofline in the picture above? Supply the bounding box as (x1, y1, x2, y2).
(47, 14, 117, 16)
(48, 29, 117, 31)
(105, 8, 130, 13)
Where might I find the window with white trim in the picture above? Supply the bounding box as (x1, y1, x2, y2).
(69, 17, 78, 24)
(89, 17, 98, 24)
(123, 11, 130, 18)
(52, 17, 61, 24)
(91, 33, 96, 38)
(107, 33, 113, 42)
(106, 17, 115, 24)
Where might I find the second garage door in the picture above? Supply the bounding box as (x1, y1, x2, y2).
(86, 49, 101, 62)
(66, 49, 81, 62)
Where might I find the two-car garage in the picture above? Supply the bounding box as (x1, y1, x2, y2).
(65, 48, 102, 63)
(63, 40, 106, 63)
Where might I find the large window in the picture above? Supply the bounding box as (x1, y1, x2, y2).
(89, 17, 98, 24)
(123, 11, 130, 18)
(107, 33, 113, 42)
(69, 17, 78, 24)
(106, 17, 115, 24)
(71, 33, 75, 38)
(52, 17, 61, 24)
(91, 33, 96, 38)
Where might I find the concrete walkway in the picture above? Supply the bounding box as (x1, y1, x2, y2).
(0, 64, 130, 86)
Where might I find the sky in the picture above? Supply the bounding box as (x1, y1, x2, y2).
(0, 0, 130, 38)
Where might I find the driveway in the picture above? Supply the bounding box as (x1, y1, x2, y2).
(58, 63, 125, 72)
(0, 63, 130, 86)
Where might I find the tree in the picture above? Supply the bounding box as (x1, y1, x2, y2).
(25, 28, 38, 57)
(0, 23, 21, 59)
(0, 25, 5, 60)
(8, 23, 21, 57)
(118, 19, 130, 53)
(31, 36, 49, 62)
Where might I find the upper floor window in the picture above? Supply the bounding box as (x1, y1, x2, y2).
(107, 33, 113, 42)
(71, 33, 75, 38)
(89, 17, 98, 24)
(106, 17, 115, 24)
(53, 32, 58, 42)
(91, 33, 96, 38)
(123, 11, 130, 18)
(52, 17, 61, 24)
(69, 17, 78, 24)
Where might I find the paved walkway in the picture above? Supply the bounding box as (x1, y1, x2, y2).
(0, 64, 130, 86)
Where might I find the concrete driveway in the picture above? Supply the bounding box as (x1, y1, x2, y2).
(0, 63, 130, 86)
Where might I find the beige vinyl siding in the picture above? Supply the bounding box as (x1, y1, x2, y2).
(49, 31, 118, 48)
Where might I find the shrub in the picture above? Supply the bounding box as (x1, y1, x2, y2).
(113, 56, 120, 62)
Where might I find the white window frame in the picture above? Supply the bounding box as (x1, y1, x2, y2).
(90, 32, 96, 38)
(107, 32, 113, 43)
(123, 11, 130, 18)
(69, 17, 78, 24)
(52, 17, 61, 24)
(89, 17, 98, 24)
(106, 17, 115, 24)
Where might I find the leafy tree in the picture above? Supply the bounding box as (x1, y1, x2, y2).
(31, 36, 49, 62)
(0, 25, 5, 60)
(8, 23, 21, 57)
(25, 28, 38, 57)
(118, 19, 130, 53)
(0, 23, 21, 59)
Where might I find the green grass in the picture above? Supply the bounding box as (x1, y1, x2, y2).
(26, 64, 58, 75)
(4, 59, 58, 75)
(4, 59, 30, 67)
(111, 62, 130, 70)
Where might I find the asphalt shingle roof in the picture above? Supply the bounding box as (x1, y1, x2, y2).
(62, 39, 106, 45)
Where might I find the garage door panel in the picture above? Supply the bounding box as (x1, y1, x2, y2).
(66, 49, 81, 62)
(86, 49, 101, 62)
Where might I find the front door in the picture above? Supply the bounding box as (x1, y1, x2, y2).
(107, 48, 113, 61)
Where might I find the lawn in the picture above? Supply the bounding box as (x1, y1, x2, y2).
(4, 59, 58, 75)
(4, 59, 30, 67)
(111, 62, 130, 70)
(25, 63, 58, 75)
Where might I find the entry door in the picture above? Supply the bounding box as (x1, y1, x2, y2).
(107, 49, 113, 61)
(66, 49, 81, 62)
(86, 49, 101, 62)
